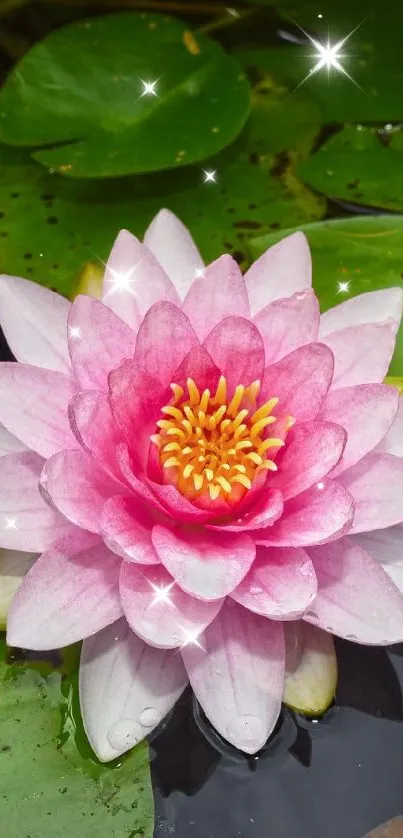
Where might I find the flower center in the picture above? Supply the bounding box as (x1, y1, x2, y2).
(151, 375, 288, 503)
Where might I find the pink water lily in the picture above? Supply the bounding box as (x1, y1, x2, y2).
(1, 209, 403, 762)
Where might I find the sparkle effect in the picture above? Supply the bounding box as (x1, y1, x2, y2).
(202, 169, 217, 184)
(103, 260, 146, 299)
(148, 580, 175, 608)
(140, 79, 159, 98)
(68, 326, 81, 340)
(180, 627, 205, 651)
(4, 517, 17, 529)
(294, 21, 365, 93)
(152, 376, 293, 504)
(337, 280, 350, 294)
(194, 268, 205, 279)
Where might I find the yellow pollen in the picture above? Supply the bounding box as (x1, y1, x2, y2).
(153, 376, 292, 503)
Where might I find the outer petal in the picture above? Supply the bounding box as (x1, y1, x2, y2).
(0, 363, 76, 458)
(40, 450, 126, 533)
(283, 621, 337, 715)
(0, 451, 73, 551)
(120, 562, 223, 649)
(152, 526, 255, 601)
(376, 398, 403, 457)
(203, 316, 265, 393)
(68, 295, 137, 391)
(245, 232, 312, 316)
(320, 288, 403, 337)
(79, 618, 188, 761)
(0, 549, 37, 627)
(0, 423, 27, 455)
(352, 526, 403, 593)
(260, 343, 334, 420)
(257, 480, 354, 547)
(338, 452, 403, 533)
(181, 600, 285, 754)
(253, 290, 320, 365)
(68, 390, 124, 483)
(144, 208, 204, 299)
(108, 360, 165, 468)
(324, 322, 396, 389)
(231, 546, 317, 619)
(100, 495, 159, 565)
(320, 384, 399, 475)
(134, 301, 198, 386)
(306, 538, 403, 645)
(0, 275, 70, 373)
(182, 255, 250, 342)
(7, 542, 122, 650)
(269, 420, 346, 500)
(102, 230, 180, 328)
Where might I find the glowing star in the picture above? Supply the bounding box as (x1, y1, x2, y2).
(293, 21, 365, 93)
(194, 268, 205, 279)
(4, 517, 17, 529)
(337, 280, 350, 294)
(140, 79, 159, 98)
(148, 580, 175, 608)
(102, 260, 146, 299)
(180, 627, 205, 651)
(202, 169, 217, 184)
(68, 326, 81, 340)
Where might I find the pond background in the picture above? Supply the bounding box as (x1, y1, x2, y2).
(0, 0, 403, 835)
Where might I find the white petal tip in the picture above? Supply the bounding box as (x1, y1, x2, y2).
(225, 714, 270, 755)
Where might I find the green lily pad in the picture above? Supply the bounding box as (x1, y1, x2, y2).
(249, 215, 403, 376)
(0, 638, 154, 837)
(297, 125, 403, 212)
(0, 12, 250, 177)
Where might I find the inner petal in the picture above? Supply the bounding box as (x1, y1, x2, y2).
(151, 375, 293, 505)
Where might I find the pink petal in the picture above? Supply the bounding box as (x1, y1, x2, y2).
(306, 537, 403, 645)
(0, 363, 76, 458)
(0, 451, 73, 551)
(40, 450, 126, 533)
(245, 232, 312, 316)
(0, 423, 27, 456)
(260, 343, 334, 420)
(212, 488, 283, 532)
(120, 562, 223, 649)
(181, 600, 285, 754)
(231, 545, 317, 619)
(321, 384, 399, 475)
(7, 542, 122, 650)
(68, 295, 137, 391)
(257, 480, 354, 547)
(146, 480, 213, 523)
(203, 316, 265, 393)
(68, 390, 124, 483)
(0, 275, 70, 373)
(109, 359, 165, 467)
(320, 288, 403, 337)
(152, 526, 255, 600)
(101, 495, 159, 564)
(376, 398, 403, 457)
(338, 452, 403, 533)
(80, 618, 188, 761)
(115, 442, 169, 509)
(324, 322, 396, 389)
(171, 344, 221, 393)
(352, 526, 403, 594)
(144, 208, 204, 299)
(102, 229, 180, 328)
(270, 420, 346, 500)
(182, 254, 250, 342)
(253, 290, 320, 365)
(134, 301, 198, 386)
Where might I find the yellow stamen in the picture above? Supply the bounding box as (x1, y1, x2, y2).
(153, 377, 291, 503)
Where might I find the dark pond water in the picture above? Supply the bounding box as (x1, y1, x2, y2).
(152, 640, 403, 838)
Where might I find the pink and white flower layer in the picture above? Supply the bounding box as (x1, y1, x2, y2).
(1, 209, 403, 762)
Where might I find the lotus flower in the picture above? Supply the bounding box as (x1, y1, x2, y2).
(1, 210, 403, 762)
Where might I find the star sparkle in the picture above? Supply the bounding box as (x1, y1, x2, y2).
(337, 280, 350, 294)
(68, 326, 81, 340)
(140, 79, 159, 98)
(194, 268, 205, 279)
(102, 259, 146, 299)
(202, 169, 217, 184)
(148, 580, 176, 608)
(292, 20, 365, 93)
(180, 626, 205, 651)
(4, 517, 17, 529)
